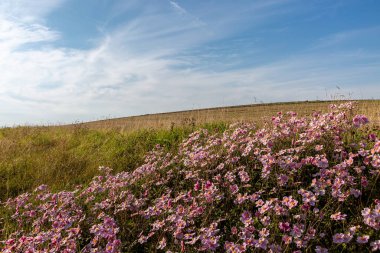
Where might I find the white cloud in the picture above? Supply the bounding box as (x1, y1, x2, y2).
(0, 18, 59, 52)
(0, 1, 379, 126)
(0, 0, 65, 22)
(169, 1, 187, 15)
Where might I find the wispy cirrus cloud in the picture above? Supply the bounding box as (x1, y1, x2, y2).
(0, 19, 59, 52)
(0, 0, 379, 126)
(311, 26, 380, 50)
(0, 0, 65, 21)
(169, 1, 187, 15)
(0, 1, 63, 52)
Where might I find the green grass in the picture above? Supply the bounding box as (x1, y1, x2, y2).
(1, 100, 379, 201)
(0, 122, 228, 200)
(1, 101, 380, 252)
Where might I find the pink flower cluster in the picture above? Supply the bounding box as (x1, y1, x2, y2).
(2, 189, 83, 252)
(353, 114, 369, 127)
(1, 101, 380, 252)
(362, 203, 380, 230)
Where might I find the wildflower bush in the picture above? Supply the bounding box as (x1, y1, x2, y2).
(1, 102, 380, 252)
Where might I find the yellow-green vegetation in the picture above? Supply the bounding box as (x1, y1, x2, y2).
(0, 100, 379, 200)
(81, 100, 380, 131)
(2, 101, 380, 252)
(0, 123, 227, 200)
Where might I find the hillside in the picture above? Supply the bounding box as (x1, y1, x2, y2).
(79, 100, 380, 131)
(1, 100, 380, 200)
(1, 101, 380, 252)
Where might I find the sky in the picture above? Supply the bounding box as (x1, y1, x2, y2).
(0, 0, 380, 126)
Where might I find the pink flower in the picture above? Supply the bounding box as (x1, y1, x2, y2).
(369, 133, 377, 141)
(350, 188, 362, 198)
(277, 174, 289, 186)
(240, 211, 252, 226)
(282, 196, 298, 209)
(35, 184, 48, 192)
(315, 246, 328, 253)
(194, 181, 201, 191)
(225, 242, 245, 253)
(255, 237, 268, 250)
(315, 145, 324, 151)
(362, 204, 380, 230)
(356, 235, 369, 244)
(279, 222, 291, 232)
(332, 233, 352, 244)
(330, 212, 347, 221)
(282, 235, 292, 245)
(260, 216, 270, 226)
(371, 240, 380, 251)
(259, 228, 270, 238)
(291, 224, 304, 238)
(362, 176, 369, 187)
(316, 156, 329, 169)
(372, 141, 380, 153)
(353, 115, 369, 127)
(372, 155, 380, 168)
(229, 184, 239, 194)
(238, 170, 250, 183)
(332, 233, 345, 244)
(157, 237, 167, 249)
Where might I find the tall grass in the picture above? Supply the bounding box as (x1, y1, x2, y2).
(1, 100, 379, 200)
(0, 122, 228, 200)
(1, 101, 380, 252)
(81, 100, 380, 131)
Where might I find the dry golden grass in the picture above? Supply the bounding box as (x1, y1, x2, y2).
(79, 100, 380, 132)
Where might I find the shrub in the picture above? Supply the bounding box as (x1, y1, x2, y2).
(1, 102, 380, 252)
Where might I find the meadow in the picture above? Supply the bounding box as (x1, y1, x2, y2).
(81, 100, 380, 131)
(1, 100, 379, 199)
(1, 100, 380, 252)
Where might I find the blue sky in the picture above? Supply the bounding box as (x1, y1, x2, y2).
(0, 0, 379, 125)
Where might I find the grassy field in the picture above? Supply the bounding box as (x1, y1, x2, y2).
(80, 100, 380, 131)
(0, 100, 379, 200)
(2, 100, 380, 252)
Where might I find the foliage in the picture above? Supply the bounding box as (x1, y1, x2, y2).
(1, 102, 380, 252)
(0, 123, 227, 200)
